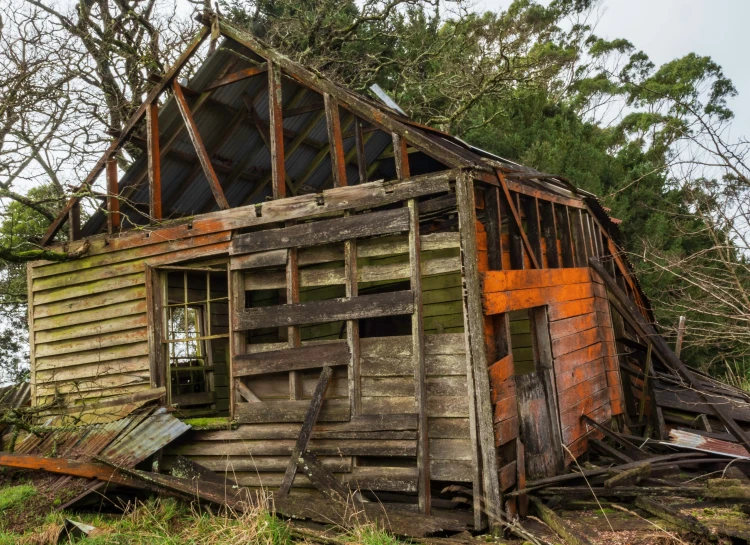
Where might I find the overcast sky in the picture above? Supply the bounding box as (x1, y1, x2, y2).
(478, 0, 750, 140)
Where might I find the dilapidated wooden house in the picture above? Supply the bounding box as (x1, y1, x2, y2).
(29, 17, 748, 530)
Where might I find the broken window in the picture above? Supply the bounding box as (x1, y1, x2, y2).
(163, 266, 230, 417)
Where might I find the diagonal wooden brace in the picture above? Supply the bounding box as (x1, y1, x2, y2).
(278, 365, 333, 494)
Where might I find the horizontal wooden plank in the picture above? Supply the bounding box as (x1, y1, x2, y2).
(231, 208, 410, 255)
(560, 387, 611, 433)
(35, 313, 148, 344)
(34, 344, 150, 371)
(547, 297, 597, 322)
(234, 343, 350, 377)
(234, 399, 351, 423)
(553, 341, 611, 375)
(34, 298, 147, 331)
(361, 353, 467, 377)
(494, 416, 518, 446)
(428, 418, 471, 439)
(231, 232, 460, 271)
(429, 438, 472, 461)
(483, 282, 594, 315)
(431, 459, 473, 482)
(549, 312, 599, 339)
(361, 395, 468, 418)
(32, 231, 231, 279)
(555, 357, 606, 393)
(171, 438, 415, 457)
(499, 461, 517, 491)
(34, 370, 151, 396)
(562, 402, 612, 447)
(361, 376, 466, 397)
(551, 326, 605, 357)
(482, 268, 591, 293)
(41, 171, 455, 262)
(163, 455, 353, 473)
(234, 290, 414, 330)
(35, 327, 147, 358)
(557, 372, 608, 411)
(33, 286, 146, 319)
(243, 256, 460, 290)
(33, 273, 145, 305)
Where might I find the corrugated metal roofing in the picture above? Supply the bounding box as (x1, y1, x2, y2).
(79, 35, 567, 238)
(0, 383, 31, 411)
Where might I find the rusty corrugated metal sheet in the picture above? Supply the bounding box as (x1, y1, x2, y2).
(668, 429, 750, 459)
(99, 411, 190, 466)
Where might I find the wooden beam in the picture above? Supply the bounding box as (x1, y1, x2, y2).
(172, 81, 230, 209)
(234, 343, 349, 377)
(590, 258, 750, 454)
(393, 133, 410, 180)
(267, 61, 286, 199)
(354, 119, 368, 184)
(494, 170, 539, 269)
(325, 93, 348, 187)
(203, 63, 268, 91)
(234, 290, 414, 330)
(279, 365, 334, 494)
(231, 207, 410, 255)
(40, 27, 209, 245)
(456, 171, 503, 530)
(106, 156, 120, 234)
(409, 198, 430, 514)
(286, 244, 301, 400)
(220, 20, 476, 171)
(68, 200, 81, 241)
(146, 102, 162, 220)
(675, 315, 686, 357)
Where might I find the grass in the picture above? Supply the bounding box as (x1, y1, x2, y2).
(0, 484, 36, 511)
(0, 482, 404, 545)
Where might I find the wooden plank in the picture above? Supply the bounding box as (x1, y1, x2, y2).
(495, 170, 539, 269)
(456, 172, 503, 530)
(279, 365, 334, 494)
(146, 102, 162, 220)
(204, 64, 268, 91)
(345, 227, 361, 416)
(106, 157, 120, 233)
(172, 81, 229, 209)
(40, 27, 209, 246)
(35, 313, 148, 344)
(43, 170, 454, 259)
(409, 199, 430, 514)
(219, 20, 474, 172)
(354, 119, 367, 184)
(172, 391, 215, 407)
(234, 399, 350, 423)
(296, 452, 351, 502)
(591, 258, 750, 452)
(325, 94, 348, 187)
(34, 298, 147, 331)
(231, 208, 409, 255)
(555, 205, 575, 268)
(547, 298, 596, 322)
(234, 290, 414, 330)
(539, 200, 559, 268)
(484, 282, 593, 315)
(234, 343, 350, 377)
(286, 244, 301, 400)
(482, 268, 590, 293)
(268, 62, 286, 199)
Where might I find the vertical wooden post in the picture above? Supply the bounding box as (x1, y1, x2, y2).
(456, 171, 503, 531)
(524, 197, 544, 267)
(354, 119, 368, 184)
(146, 102, 162, 221)
(675, 316, 686, 357)
(392, 133, 410, 179)
(324, 94, 347, 187)
(555, 205, 575, 268)
(106, 157, 120, 234)
(68, 200, 81, 242)
(408, 198, 430, 514)
(229, 269, 245, 417)
(539, 200, 559, 268)
(287, 246, 301, 399)
(268, 62, 286, 199)
(345, 235, 360, 416)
